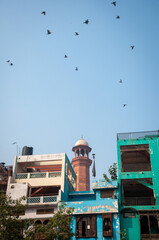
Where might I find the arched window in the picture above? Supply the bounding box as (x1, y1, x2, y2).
(43, 219, 49, 225)
(35, 220, 42, 225)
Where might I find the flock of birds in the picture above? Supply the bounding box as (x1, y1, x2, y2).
(112, 1, 135, 108)
(43, 11, 89, 72)
(6, 1, 135, 108)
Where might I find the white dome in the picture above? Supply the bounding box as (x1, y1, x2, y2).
(75, 138, 89, 147)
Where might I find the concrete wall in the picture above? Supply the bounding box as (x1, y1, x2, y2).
(7, 182, 28, 203)
(117, 134, 159, 240)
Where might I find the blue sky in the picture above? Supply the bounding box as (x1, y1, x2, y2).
(1, 0, 159, 181)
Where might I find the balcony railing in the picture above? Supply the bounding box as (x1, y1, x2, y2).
(16, 172, 61, 179)
(117, 130, 159, 140)
(122, 197, 155, 206)
(27, 195, 58, 205)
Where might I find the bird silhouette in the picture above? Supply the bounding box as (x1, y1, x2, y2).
(112, 1, 116, 6)
(123, 104, 127, 107)
(131, 45, 135, 50)
(6, 60, 10, 63)
(83, 19, 89, 24)
(75, 67, 78, 71)
(41, 11, 46, 15)
(119, 79, 123, 83)
(47, 30, 51, 35)
(64, 55, 67, 58)
(75, 32, 79, 36)
(10, 63, 13, 66)
(116, 16, 120, 19)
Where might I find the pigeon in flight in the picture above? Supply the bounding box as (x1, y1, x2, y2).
(6, 60, 10, 63)
(83, 19, 89, 24)
(75, 67, 78, 71)
(123, 104, 127, 107)
(47, 29, 51, 35)
(64, 55, 68, 58)
(41, 11, 46, 15)
(119, 79, 123, 83)
(10, 63, 13, 66)
(130, 45, 135, 50)
(75, 32, 79, 36)
(112, 1, 116, 6)
(116, 16, 120, 19)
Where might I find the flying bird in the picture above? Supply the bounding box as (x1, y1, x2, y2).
(119, 79, 123, 83)
(41, 11, 46, 15)
(116, 16, 120, 19)
(83, 19, 89, 24)
(75, 67, 78, 71)
(12, 142, 17, 144)
(123, 104, 127, 107)
(6, 60, 10, 63)
(47, 29, 51, 35)
(75, 32, 79, 36)
(10, 63, 13, 66)
(111, 1, 116, 6)
(64, 55, 67, 58)
(130, 45, 135, 50)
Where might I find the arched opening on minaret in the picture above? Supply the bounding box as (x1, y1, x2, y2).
(81, 149, 84, 157)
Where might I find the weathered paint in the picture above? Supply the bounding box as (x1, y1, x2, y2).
(70, 214, 120, 240)
(66, 179, 120, 240)
(117, 133, 159, 240)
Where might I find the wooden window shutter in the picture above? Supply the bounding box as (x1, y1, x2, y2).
(76, 216, 82, 237)
(103, 214, 113, 237)
(91, 215, 97, 237)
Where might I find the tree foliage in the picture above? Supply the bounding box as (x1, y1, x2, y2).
(0, 194, 74, 240)
(0, 193, 33, 240)
(103, 163, 118, 182)
(36, 202, 74, 240)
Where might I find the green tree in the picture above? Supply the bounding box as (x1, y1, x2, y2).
(36, 202, 74, 240)
(0, 193, 33, 240)
(103, 163, 118, 182)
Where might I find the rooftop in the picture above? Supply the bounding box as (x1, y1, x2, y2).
(117, 130, 159, 140)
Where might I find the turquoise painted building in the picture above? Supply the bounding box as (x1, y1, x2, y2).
(117, 130, 159, 240)
(66, 180, 120, 240)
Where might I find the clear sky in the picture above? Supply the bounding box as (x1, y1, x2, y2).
(1, 0, 159, 181)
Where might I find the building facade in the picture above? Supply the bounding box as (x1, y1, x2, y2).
(67, 179, 120, 240)
(7, 152, 76, 222)
(117, 130, 159, 240)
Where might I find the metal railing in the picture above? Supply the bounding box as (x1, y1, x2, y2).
(48, 172, 61, 177)
(30, 173, 46, 178)
(122, 197, 155, 206)
(16, 173, 28, 179)
(16, 171, 61, 179)
(117, 130, 159, 140)
(27, 195, 57, 204)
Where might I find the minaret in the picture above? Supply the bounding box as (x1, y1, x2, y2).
(71, 138, 92, 191)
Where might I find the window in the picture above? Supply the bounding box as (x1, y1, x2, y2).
(76, 215, 96, 238)
(103, 214, 113, 237)
(140, 213, 159, 235)
(101, 189, 114, 198)
(37, 209, 54, 215)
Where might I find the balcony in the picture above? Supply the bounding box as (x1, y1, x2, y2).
(16, 172, 61, 179)
(27, 195, 59, 205)
(122, 197, 155, 206)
